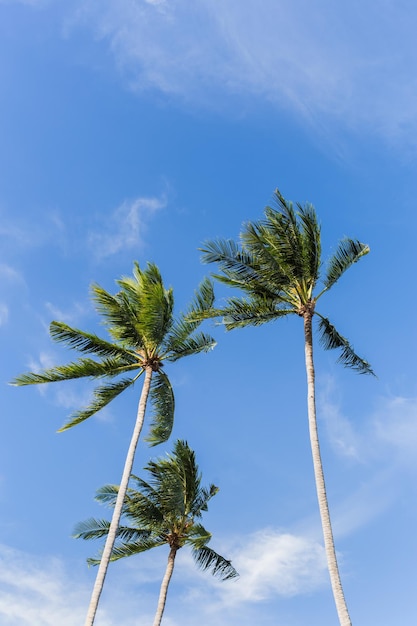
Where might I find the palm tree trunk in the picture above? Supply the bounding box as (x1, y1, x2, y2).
(84, 366, 154, 626)
(153, 546, 177, 626)
(303, 312, 352, 626)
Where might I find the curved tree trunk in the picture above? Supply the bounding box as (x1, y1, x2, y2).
(153, 546, 177, 626)
(303, 312, 352, 626)
(84, 366, 154, 626)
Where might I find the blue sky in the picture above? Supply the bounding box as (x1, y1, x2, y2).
(1, 1, 417, 624)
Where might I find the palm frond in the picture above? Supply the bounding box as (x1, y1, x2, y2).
(216, 296, 294, 330)
(317, 314, 375, 375)
(108, 537, 166, 561)
(200, 239, 262, 286)
(145, 371, 175, 447)
(187, 522, 211, 548)
(49, 322, 136, 361)
(192, 546, 238, 580)
(166, 332, 216, 362)
(73, 518, 111, 541)
(91, 284, 144, 347)
(167, 277, 215, 343)
(11, 356, 135, 387)
(190, 484, 219, 517)
(297, 202, 321, 288)
(58, 377, 135, 432)
(323, 239, 370, 292)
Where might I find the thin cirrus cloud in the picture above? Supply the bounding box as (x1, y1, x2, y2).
(88, 195, 167, 259)
(71, 0, 417, 146)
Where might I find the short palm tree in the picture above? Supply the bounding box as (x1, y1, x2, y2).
(74, 439, 238, 626)
(198, 190, 374, 626)
(11, 262, 215, 626)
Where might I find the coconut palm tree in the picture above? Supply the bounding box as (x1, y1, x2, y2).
(198, 190, 374, 626)
(74, 439, 238, 626)
(11, 262, 215, 626)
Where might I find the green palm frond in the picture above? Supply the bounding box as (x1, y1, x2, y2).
(323, 239, 370, 292)
(73, 518, 111, 541)
(187, 522, 211, 548)
(297, 202, 322, 287)
(200, 239, 262, 287)
(217, 296, 294, 330)
(166, 277, 215, 343)
(145, 371, 175, 447)
(166, 332, 216, 362)
(190, 484, 219, 517)
(49, 322, 136, 361)
(91, 284, 144, 347)
(11, 356, 135, 387)
(58, 377, 136, 431)
(317, 314, 375, 375)
(192, 546, 238, 580)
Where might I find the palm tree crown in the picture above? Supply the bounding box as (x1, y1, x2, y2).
(12, 261, 215, 443)
(74, 440, 238, 624)
(200, 189, 373, 375)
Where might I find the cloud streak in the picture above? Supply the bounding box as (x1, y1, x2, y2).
(88, 195, 166, 259)
(70, 0, 417, 146)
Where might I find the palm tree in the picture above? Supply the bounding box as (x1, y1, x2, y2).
(74, 439, 238, 626)
(11, 262, 215, 626)
(198, 190, 374, 626)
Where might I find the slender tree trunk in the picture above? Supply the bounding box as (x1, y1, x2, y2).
(84, 366, 154, 626)
(303, 312, 352, 626)
(153, 546, 177, 626)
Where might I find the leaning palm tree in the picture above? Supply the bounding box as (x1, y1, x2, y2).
(11, 262, 215, 626)
(198, 190, 374, 626)
(74, 439, 238, 626)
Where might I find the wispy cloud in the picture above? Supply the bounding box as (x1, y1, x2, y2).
(70, 0, 417, 146)
(224, 529, 327, 603)
(0, 529, 327, 626)
(44, 301, 88, 326)
(0, 545, 89, 626)
(88, 195, 166, 259)
(318, 375, 361, 459)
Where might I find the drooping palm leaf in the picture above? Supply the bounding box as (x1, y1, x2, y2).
(192, 546, 238, 580)
(58, 377, 136, 432)
(145, 370, 175, 447)
(317, 314, 375, 375)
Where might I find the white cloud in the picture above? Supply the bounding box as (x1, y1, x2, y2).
(318, 375, 360, 459)
(0, 304, 9, 326)
(0, 546, 89, 626)
(0, 264, 25, 286)
(70, 0, 417, 146)
(45, 301, 88, 325)
(224, 529, 327, 603)
(88, 195, 166, 259)
(0, 529, 328, 626)
(373, 395, 417, 463)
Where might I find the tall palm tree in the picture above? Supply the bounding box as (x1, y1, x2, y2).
(74, 439, 238, 626)
(198, 190, 374, 626)
(11, 262, 215, 626)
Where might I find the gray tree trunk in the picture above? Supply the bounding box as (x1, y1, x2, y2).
(303, 312, 352, 626)
(153, 546, 177, 626)
(84, 366, 154, 626)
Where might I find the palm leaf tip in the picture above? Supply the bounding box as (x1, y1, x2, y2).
(317, 315, 375, 376)
(324, 239, 370, 290)
(193, 546, 239, 580)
